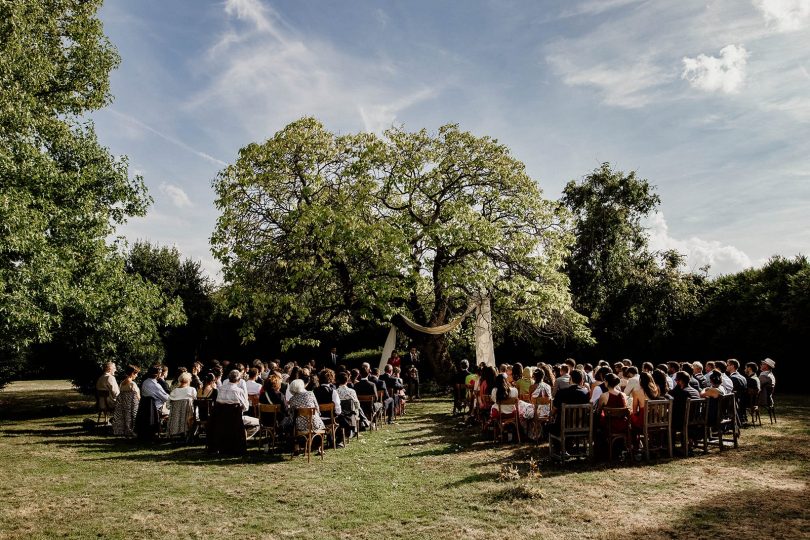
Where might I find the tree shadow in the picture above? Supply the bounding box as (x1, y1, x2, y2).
(620, 486, 808, 539)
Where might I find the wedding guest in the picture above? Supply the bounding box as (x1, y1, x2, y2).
(111, 365, 140, 437)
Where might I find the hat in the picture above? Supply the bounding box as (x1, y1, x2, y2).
(288, 379, 306, 395)
(761, 358, 775, 369)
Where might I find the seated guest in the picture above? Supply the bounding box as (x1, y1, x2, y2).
(348, 368, 360, 388)
(629, 372, 659, 432)
(538, 363, 555, 392)
(590, 366, 612, 405)
(387, 350, 401, 368)
(169, 367, 187, 392)
(112, 365, 140, 437)
(157, 365, 171, 394)
(216, 370, 260, 435)
(314, 369, 342, 414)
(491, 374, 519, 419)
(198, 373, 218, 401)
(622, 366, 640, 397)
(680, 362, 701, 391)
(455, 359, 471, 387)
(701, 370, 727, 426)
(759, 359, 776, 408)
(526, 368, 552, 440)
(668, 371, 700, 439)
(95, 361, 120, 412)
(726, 359, 748, 423)
(548, 369, 590, 436)
(744, 362, 761, 417)
(245, 368, 262, 396)
(287, 378, 326, 452)
(190, 362, 203, 392)
(714, 361, 734, 394)
(478, 366, 498, 415)
(515, 365, 533, 397)
(552, 364, 571, 397)
(652, 369, 670, 398)
(370, 365, 395, 424)
(142, 365, 170, 414)
(693, 362, 707, 388)
(259, 373, 289, 429)
(167, 372, 197, 436)
(354, 364, 386, 423)
(596, 374, 630, 456)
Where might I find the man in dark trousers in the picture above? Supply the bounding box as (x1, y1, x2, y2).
(726, 359, 748, 424)
(355, 364, 394, 425)
(403, 346, 421, 400)
(325, 347, 339, 370)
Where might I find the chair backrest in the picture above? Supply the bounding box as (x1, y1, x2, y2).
(377, 390, 385, 402)
(560, 403, 593, 434)
(293, 406, 318, 433)
(259, 403, 281, 426)
(685, 398, 708, 429)
(602, 407, 629, 436)
(357, 394, 375, 418)
(497, 397, 518, 416)
(319, 403, 336, 420)
(532, 395, 551, 418)
(716, 393, 736, 426)
(248, 394, 260, 416)
(645, 399, 672, 429)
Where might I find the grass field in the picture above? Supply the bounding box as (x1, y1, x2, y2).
(0, 381, 807, 540)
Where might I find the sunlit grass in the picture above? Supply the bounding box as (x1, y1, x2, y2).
(0, 381, 807, 539)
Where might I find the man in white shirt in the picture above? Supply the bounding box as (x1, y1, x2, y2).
(552, 365, 571, 397)
(714, 360, 734, 395)
(623, 366, 641, 396)
(245, 368, 262, 396)
(142, 365, 170, 413)
(216, 370, 259, 431)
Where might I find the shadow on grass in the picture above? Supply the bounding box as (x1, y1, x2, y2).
(621, 486, 808, 540)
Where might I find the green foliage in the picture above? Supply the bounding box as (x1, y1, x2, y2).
(125, 241, 215, 366)
(212, 118, 588, 376)
(0, 1, 176, 388)
(562, 163, 703, 357)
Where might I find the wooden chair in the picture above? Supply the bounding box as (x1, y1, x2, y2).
(248, 394, 260, 418)
(712, 394, 739, 451)
(193, 398, 214, 440)
(765, 388, 777, 424)
(531, 395, 552, 443)
(479, 394, 494, 436)
(494, 398, 521, 443)
(452, 384, 467, 416)
(206, 403, 247, 456)
(641, 399, 673, 460)
(95, 389, 112, 428)
(747, 388, 761, 426)
(357, 394, 380, 431)
(318, 403, 339, 449)
(339, 398, 360, 441)
(292, 407, 325, 463)
(678, 397, 709, 455)
(549, 403, 593, 463)
(602, 407, 630, 461)
(258, 403, 282, 452)
(466, 385, 476, 415)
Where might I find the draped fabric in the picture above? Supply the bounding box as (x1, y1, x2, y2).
(378, 297, 496, 371)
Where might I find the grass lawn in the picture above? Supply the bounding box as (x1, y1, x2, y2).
(0, 381, 807, 540)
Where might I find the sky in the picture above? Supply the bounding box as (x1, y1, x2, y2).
(92, 0, 810, 280)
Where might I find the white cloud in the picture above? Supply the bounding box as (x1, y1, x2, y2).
(191, 2, 440, 140)
(646, 211, 756, 275)
(159, 183, 193, 208)
(546, 55, 672, 108)
(753, 0, 810, 32)
(682, 44, 750, 94)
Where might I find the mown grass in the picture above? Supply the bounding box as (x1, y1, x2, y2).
(0, 381, 807, 540)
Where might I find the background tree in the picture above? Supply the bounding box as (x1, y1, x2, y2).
(125, 241, 215, 366)
(0, 1, 181, 388)
(561, 163, 702, 358)
(212, 118, 589, 379)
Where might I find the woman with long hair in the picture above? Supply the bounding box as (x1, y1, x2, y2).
(629, 371, 659, 431)
(111, 365, 140, 438)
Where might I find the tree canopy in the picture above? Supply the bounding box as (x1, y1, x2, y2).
(0, 0, 182, 388)
(212, 118, 589, 375)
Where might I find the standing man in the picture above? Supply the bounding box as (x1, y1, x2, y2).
(403, 346, 421, 400)
(326, 347, 339, 370)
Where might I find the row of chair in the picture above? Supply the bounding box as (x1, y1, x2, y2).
(549, 394, 740, 463)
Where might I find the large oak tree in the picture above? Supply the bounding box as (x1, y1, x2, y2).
(212, 118, 588, 377)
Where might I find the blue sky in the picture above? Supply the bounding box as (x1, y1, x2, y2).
(92, 0, 810, 279)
